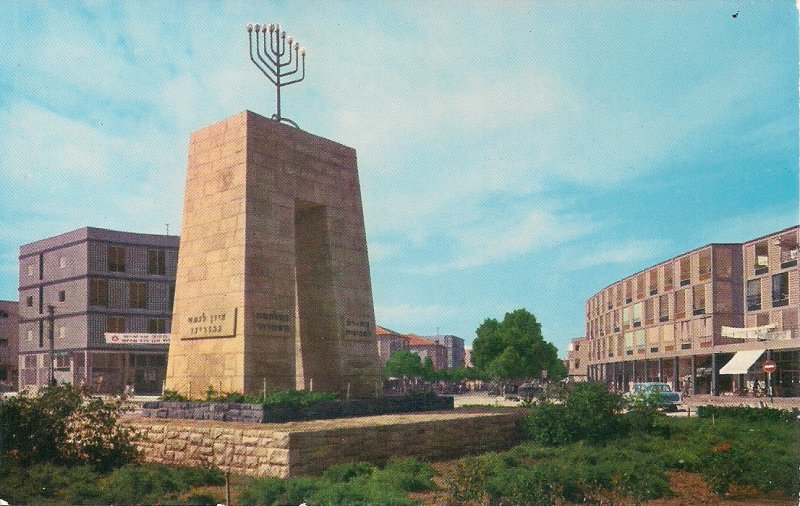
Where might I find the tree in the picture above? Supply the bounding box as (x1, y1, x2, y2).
(421, 356, 435, 381)
(472, 308, 566, 380)
(383, 350, 424, 378)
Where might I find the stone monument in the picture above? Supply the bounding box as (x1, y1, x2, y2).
(165, 24, 381, 398)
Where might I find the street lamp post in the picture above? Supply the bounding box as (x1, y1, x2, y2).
(246, 22, 307, 127)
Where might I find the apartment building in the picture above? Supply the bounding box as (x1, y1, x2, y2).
(0, 300, 19, 391)
(566, 337, 588, 382)
(580, 225, 799, 396)
(18, 227, 179, 394)
(427, 334, 466, 369)
(376, 325, 410, 366)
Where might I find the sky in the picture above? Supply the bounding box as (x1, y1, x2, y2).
(0, 1, 797, 357)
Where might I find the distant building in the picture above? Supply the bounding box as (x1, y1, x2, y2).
(0, 300, 19, 391)
(404, 334, 447, 370)
(566, 337, 588, 382)
(18, 227, 178, 394)
(376, 325, 409, 366)
(464, 347, 473, 368)
(427, 334, 465, 369)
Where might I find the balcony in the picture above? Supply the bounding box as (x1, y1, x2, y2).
(755, 266, 768, 276)
(650, 347, 658, 353)
(680, 343, 691, 350)
(633, 321, 641, 328)
(626, 350, 633, 356)
(659, 315, 669, 322)
(692, 308, 705, 316)
(613, 326, 620, 332)
(650, 289, 658, 296)
(679, 279, 690, 286)
(781, 259, 797, 269)
(625, 297, 632, 304)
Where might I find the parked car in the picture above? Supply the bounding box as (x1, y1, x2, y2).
(629, 382, 682, 411)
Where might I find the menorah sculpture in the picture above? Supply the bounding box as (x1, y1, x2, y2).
(247, 22, 306, 126)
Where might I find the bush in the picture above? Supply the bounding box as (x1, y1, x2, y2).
(373, 458, 436, 492)
(0, 385, 138, 470)
(485, 465, 562, 505)
(264, 389, 338, 408)
(697, 405, 799, 424)
(323, 462, 375, 483)
(161, 389, 190, 401)
(238, 477, 286, 506)
(180, 491, 223, 505)
(446, 456, 492, 505)
(521, 401, 569, 445)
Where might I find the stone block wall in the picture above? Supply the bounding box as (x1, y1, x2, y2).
(125, 409, 525, 478)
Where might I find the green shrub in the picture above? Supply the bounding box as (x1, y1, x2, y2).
(264, 389, 338, 408)
(446, 456, 492, 505)
(373, 458, 436, 492)
(485, 465, 562, 505)
(160, 389, 190, 401)
(238, 477, 286, 506)
(697, 405, 799, 424)
(180, 491, 223, 505)
(563, 382, 625, 444)
(309, 477, 413, 506)
(0, 385, 138, 470)
(322, 462, 376, 483)
(521, 401, 569, 445)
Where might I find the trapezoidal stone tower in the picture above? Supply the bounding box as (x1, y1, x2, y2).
(165, 111, 381, 398)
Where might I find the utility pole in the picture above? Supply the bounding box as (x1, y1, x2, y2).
(47, 305, 55, 387)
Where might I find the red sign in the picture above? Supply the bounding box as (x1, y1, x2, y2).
(762, 360, 777, 374)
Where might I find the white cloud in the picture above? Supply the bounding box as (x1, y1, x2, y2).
(565, 239, 672, 271)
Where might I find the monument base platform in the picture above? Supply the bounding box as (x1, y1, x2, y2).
(125, 408, 525, 477)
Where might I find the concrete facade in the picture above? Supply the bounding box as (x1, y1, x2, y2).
(566, 337, 588, 382)
(427, 334, 466, 369)
(583, 226, 800, 396)
(18, 227, 178, 393)
(376, 325, 410, 367)
(165, 111, 381, 399)
(0, 300, 19, 391)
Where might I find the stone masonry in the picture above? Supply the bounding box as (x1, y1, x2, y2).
(165, 111, 381, 398)
(125, 409, 525, 478)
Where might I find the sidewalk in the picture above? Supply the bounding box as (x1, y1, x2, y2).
(682, 394, 800, 410)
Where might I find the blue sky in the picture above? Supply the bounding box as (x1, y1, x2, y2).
(0, 2, 797, 356)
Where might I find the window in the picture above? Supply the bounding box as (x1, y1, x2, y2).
(0, 338, 7, 347)
(772, 272, 789, 307)
(622, 306, 631, 328)
(632, 303, 642, 327)
(148, 318, 166, 333)
(168, 285, 175, 310)
(635, 329, 645, 350)
(778, 233, 799, 269)
(58, 290, 66, 302)
(679, 257, 690, 285)
(624, 332, 633, 350)
(148, 249, 166, 275)
(55, 354, 70, 370)
(625, 279, 633, 303)
(27, 329, 33, 342)
(107, 316, 126, 333)
(644, 298, 654, 325)
(663, 264, 673, 289)
(89, 279, 109, 307)
(27, 264, 34, 277)
(674, 290, 686, 319)
(24, 355, 37, 368)
(755, 241, 769, 274)
(747, 279, 761, 311)
(699, 250, 711, 281)
(636, 274, 645, 299)
(692, 284, 706, 315)
(130, 282, 148, 309)
(59, 256, 66, 269)
(658, 295, 669, 322)
(0, 310, 6, 318)
(58, 326, 66, 340)
(648, 270, 658, 295)
(26, 296, 33, 307)
(108, 246, 126, 272)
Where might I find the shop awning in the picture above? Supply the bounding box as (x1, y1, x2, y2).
(719, 349, 765, 375)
